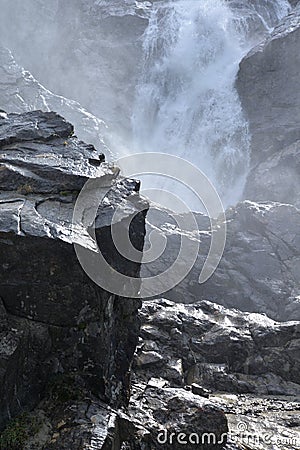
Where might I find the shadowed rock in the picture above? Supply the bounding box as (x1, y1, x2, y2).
(0, 110, 147, 430)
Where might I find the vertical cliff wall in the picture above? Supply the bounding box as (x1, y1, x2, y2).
(237, 4, 300, 205)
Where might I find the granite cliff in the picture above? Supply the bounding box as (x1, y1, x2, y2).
(237, 3, 300, 206)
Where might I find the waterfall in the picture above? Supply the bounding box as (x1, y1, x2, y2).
(131, 0, 290, 210)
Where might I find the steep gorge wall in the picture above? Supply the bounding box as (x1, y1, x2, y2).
(237, 4, 300, 205)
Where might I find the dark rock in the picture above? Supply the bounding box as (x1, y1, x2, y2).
(0, 380, 228, 450)
(191, 383, 211, 398)
(128, 383, 228, 449)
(0, 110, 147, 430)
(134, 299, 300, 396)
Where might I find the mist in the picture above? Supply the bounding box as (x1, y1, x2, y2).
(0, 0, 292, 210)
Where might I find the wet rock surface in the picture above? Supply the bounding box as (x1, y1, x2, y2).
(142, 201, 300, 322)
(237, 4, 300, 165)
(132, 299, 300, 449)
(237, 3, 300, 207)
(0, 47, 110, 156)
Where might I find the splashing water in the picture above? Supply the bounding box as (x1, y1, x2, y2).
(131, 0, 290, 210)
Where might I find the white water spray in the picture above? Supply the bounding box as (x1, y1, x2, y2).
(132, 0, 290, 210)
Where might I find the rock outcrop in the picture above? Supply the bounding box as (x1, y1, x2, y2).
(0, 110, 147, 430)
(142, 201, 300, 322)
(1, 379, 228, 449)
(134, 299, 300, 396)
(0, 110, 229, 449)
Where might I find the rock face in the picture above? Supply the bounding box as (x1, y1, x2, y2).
(134, 299, 300, 396)
(237, 4, 300, 205)
(0, 0, 149, 143)
(0, 110, 147, 430)
(244, 140, 300, 208)
(142, 201, 300, 322)
(130, 299, 300, 450)
(237, 4, 300, 164)
(0, 110, 229, 450)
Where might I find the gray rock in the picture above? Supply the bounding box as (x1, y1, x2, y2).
(0, 110, 147, 430)
(0, 1, 148, 143)
(236, 4, 300, 165)
(134, 299, 300, 396)
(135, 351, 164, 368)
(142, 201, 300, 321)
(214, 393, 300, 450)
(0, 46, 111, 157)
(128, 383, 228, 449)
(1, 382, 228, 450)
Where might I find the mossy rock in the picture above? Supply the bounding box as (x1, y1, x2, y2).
(0, 413, 41, 450)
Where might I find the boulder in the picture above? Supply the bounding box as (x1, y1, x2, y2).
(128, 383, 228, 450)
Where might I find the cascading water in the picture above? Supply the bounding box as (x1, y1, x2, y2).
(132, 0, 290, 211)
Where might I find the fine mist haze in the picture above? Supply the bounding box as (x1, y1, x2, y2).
(0, 0, 147, 147)
(0, 0, 292, 210)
